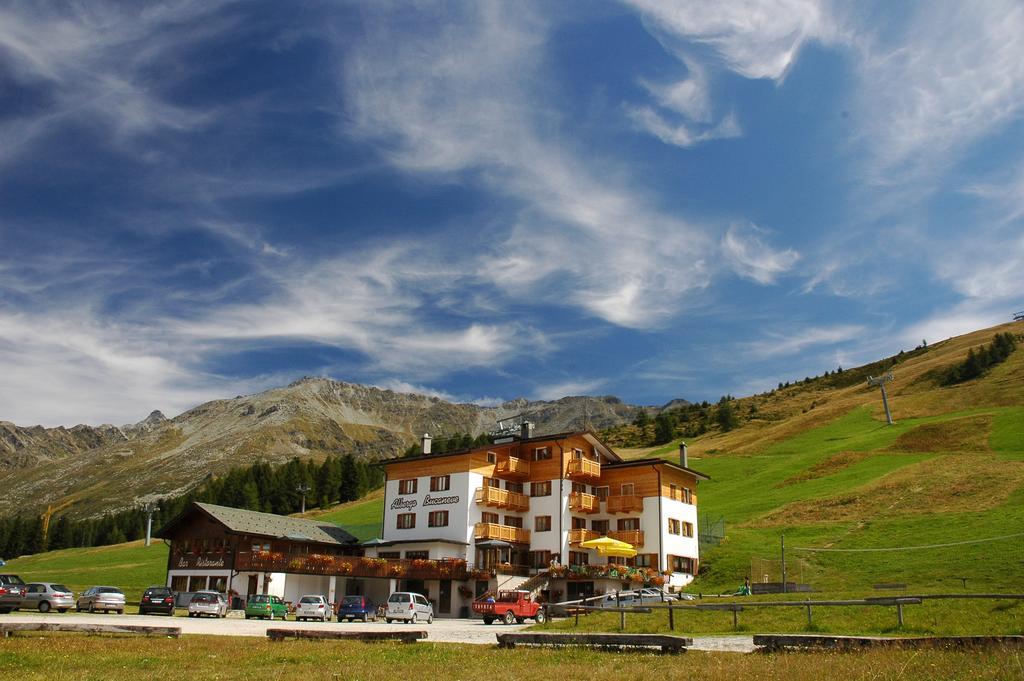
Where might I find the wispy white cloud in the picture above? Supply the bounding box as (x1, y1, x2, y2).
(343, 1, 715, 329)
(721, 223, 800, 285)
(744, 323, 865, 358)
(373, 380, 506, 408)
(532, 378, 607, 402)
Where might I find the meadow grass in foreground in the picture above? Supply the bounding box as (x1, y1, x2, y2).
(0, 634, 1021, 681)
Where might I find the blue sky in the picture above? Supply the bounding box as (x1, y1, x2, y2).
(1, 1, 1023, 426)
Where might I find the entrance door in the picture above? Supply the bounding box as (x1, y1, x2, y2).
(247, 575, 258, 598)
(439, 580, 451, 615)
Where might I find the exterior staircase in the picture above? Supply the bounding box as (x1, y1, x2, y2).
(475, 570, 550, 602)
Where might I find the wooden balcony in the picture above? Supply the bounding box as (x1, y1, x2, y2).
(606, 494, 644, 514)
(566, 457, 600, 481)
(568, 491, 600, 514)
(474, 486, 529, 512)
(607, 530, 644, 548)
(474, 522, 531, 544)
(494, 455, 531, 480)
(568, 528, 600, 545)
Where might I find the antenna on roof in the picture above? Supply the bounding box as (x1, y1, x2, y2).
(867, 372, 895, 425)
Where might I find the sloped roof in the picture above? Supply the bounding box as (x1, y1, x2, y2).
(158, 501, 359, 546)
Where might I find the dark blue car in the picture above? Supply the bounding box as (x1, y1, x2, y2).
(338, 594, 376, 622)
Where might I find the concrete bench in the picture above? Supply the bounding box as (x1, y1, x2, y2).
(753, 634, 1024, 652)
(266, 628, 427, 644)
(0, 622, 180, 638)
(496, 632, 692, 654)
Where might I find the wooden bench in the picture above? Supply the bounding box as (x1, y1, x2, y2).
(496, 632, 692, 654)
(266, 628, 427, 644)
(753, 634, 1024, 652)
(0, 622, 180, 638)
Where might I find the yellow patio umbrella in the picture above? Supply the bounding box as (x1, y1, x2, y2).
(578, 535, 636, 557)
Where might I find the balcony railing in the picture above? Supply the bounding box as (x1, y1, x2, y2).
(231, 552, 492, 581)
(474, 522, 531, 544)
(566, 457, 600, 480)
(474, 486, 529, 512)
(568, 528, 600, 545)
(495, 455, 531, 479)
(568, 491, 600, 514)
(606, 494, 644, 514)
(607, 530, 644, 547)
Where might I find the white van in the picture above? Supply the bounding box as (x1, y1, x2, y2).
(385, 591, 434, 624)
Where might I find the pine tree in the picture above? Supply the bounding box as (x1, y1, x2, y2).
(716, 400, 737, 432)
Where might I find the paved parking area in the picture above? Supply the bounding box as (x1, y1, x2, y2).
(1, 611, 755, 651)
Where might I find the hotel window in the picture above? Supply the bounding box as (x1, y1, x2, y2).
(533, 447, 551, 461)
(569, 551, 589, 566)
(251, 542, 270, 552)
(530, 550, 553, 568)
(506, 481, 524, 494)
(669, 484, 679, 501)
(668, 518, 681, 535)
(484, 477, 500, 489)
(618, 518, 640, 531)
(683, 487, 693, 504)
(481, 512, 500, 524)
(397, 513, 416, 529)
(504, 516, 523, 528)
(572, 448, 583, 459)
(530, 481, 551, 497)
(571, 482, 587, 494)
(634, 553, 656, 568)
(379, 551, 400, 559)
(670, 555, 694, 573)
(621, 483, 635, 496)
(487, 451, 497, 464)
(405, 550, 429, 560)
(398, 479, 417, 495)
(591, 519, 609, 534)
(594, 486, 609, 501)
(535, 516, 552, 532)
(430, 475, 450, 492)
(682, 521, 695, 537)
(428, 510, 449, 528)
(170, 576, 188, 592)
(571, 517, 588, 530)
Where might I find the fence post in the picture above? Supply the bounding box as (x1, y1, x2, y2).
(896, 602, 904, 627)
(805, 604, 812, 627)
(733, 606, 738, 630)
(575, 606, 580, 627)
(668, 604, 675, 631)
(543, 604, 549, 627)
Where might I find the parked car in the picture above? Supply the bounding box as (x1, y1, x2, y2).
(23, 582, 74, 613)
(337, 594, 376, 622)
(244, 594, 288, 620)
(294, 594, 331, 622)
(473, 590, 545, 625)
(188, 591, 228, 618)
(139, 586, 176, 616)
(385, 592, 433, 624)
(0, 574, 27, 613)
(76, 586, 125, 614)
(602, 588, 679, 606)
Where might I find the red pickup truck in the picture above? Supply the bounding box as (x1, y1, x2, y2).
(472, 590, 546, 625)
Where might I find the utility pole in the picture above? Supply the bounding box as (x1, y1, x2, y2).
(296, 484, 310, 514)
(867, 372, 895, 425)
(781, 533, 787, 594)
(143, 503, 156, 547)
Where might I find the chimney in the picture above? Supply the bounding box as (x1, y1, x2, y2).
(679, 442, 688, 469)
(421, 433, 432, 455)
(520, 421, 534, 440)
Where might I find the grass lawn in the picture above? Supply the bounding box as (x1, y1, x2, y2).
(0, 634, 1020, 681)
(306, 490, 384, 541)
(541, 596, 1024, 637)
(3, 540, 168, 604)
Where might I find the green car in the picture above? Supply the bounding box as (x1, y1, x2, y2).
(245, 594, 289, 620)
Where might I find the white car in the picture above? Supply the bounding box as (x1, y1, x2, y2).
(295, 594, 332, 622)
(602, 588, 679, 606)
(385, 592, 433, 624)
(187, 591, 228, 618)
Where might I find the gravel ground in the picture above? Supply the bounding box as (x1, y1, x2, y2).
(1, 611, 756, 651)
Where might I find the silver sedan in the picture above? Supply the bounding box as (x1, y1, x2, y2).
(23, 583, 74, 613)
(294, 594, 331, 622)
(76, 586, 125, 614)
(187, 592, 228, 618)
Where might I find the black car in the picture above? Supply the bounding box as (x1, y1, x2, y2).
(139, 586, 176, 615)
(0, 574, 27, 613)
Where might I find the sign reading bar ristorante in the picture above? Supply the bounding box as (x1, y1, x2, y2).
(390, 494, 460, 511)
(176, 555, 227, 569)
